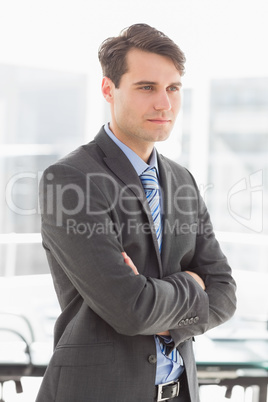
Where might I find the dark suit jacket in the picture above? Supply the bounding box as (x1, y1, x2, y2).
(36, 126, 236, 402)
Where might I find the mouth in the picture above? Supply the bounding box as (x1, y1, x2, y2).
(147, 119, 171, 125)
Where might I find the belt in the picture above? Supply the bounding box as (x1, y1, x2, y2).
(154, 379, 180, 401)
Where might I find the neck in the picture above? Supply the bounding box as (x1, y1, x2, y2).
(132, 145, 154, 163)
(109, 124, 154, 163)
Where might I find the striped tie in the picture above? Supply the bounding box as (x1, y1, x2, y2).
(158, 337, 179, 362)
(141, 169, 181, 366)
(140, 167, 162, 252)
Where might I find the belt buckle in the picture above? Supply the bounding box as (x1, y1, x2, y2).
(156, 380, 180, 401)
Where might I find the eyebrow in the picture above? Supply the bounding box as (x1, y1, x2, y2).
(133, 80, 182, 87)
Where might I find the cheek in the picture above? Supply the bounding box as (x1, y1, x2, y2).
(173, 96, 182, 115)
(113, 95, 127, 121)
(123, 98, 145, 120)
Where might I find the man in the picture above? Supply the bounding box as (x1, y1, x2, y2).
(36, 24, 236, 402)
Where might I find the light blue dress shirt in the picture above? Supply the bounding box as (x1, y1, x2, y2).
(104, 123, 184, 385)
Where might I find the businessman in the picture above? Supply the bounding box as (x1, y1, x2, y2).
(36, 23, 236, 401)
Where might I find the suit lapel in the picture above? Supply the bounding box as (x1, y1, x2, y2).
(158, 154, 174, 272)
(94, 127, 163, 273)
(95, 127, 145, 200)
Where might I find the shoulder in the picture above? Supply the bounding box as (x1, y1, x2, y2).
(43, 128, 109, 177)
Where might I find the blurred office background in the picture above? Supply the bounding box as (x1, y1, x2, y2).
(0, 0, 268, 400)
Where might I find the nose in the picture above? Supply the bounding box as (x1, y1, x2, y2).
(154, 90, 172, 111)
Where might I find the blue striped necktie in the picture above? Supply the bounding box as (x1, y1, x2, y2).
(140, 168, 181, 366)
(140, 167, 162, 252)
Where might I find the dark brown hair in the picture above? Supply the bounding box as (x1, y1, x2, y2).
(98, 23, 186, 88)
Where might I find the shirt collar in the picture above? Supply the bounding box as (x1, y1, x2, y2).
(104, 123, 159, 177)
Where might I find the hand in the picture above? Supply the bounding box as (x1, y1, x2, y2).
(122, 252, 139, 275)
(185, 271, 206, 290)
(157, 330, 170, 336)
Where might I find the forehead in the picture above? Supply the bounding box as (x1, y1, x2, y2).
(124, 48, 181, 83)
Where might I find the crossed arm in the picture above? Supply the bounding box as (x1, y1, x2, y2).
(122, 251, 206, 336)
(122, 252, 206, 290)
(41, 162, 236, 341)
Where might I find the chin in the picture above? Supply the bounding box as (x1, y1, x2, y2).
(156, 135, 171, 143)
(154, 130, 172, 142)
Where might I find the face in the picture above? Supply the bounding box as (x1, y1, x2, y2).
(102, 48, 182, 160)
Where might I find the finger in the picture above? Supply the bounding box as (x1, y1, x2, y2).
(121, 252, 139, 275)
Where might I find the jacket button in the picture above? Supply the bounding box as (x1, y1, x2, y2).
(184, 319, 189, 325)
(193, 316, 199, 323)
(189, 318, 194, 324)
(178, 320, 184, 327)
(148, 355, 157, 364)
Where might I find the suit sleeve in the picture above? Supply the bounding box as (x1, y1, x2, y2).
(40, 163, 210, 337)
(169, 173, 237, 346)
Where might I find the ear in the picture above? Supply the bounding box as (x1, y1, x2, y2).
(101, 77, 115, 104)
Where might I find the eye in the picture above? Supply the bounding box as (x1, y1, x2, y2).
(168, 86, 180, 92)
(140, 85, 153, 91)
